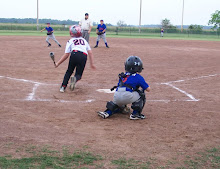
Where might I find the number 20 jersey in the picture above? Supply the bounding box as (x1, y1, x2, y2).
(65, 37, 91, 55)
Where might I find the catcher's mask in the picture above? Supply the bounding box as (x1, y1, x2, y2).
(125, 56, 143, 74)
(69, 25, 82, 37)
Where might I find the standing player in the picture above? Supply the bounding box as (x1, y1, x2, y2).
(161, 28, 164, 37)
(94, 20, 109, 48)
(41, 23, 61, 47)
(79, 13, 93, 43)
(97, 56, 150, 120)
(55, 25, 96, 93)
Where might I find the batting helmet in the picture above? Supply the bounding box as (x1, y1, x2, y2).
(69, 25, 82, 37)
(125, 56, 143, 74)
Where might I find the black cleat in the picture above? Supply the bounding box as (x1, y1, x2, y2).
(59, 44, 61, 47)
(130, 113, 145, 120)
(94, 45, 98, 48)
(106, 45, 109, 48)
(48, 44, 51, 47)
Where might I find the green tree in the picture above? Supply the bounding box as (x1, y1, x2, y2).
(117, 20, 127, 27)
(161, 18, 171, 29)
(188, 24, 203, 34)
(208, 10, 220, 29)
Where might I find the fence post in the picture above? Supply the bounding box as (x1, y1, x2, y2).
(115, 27, 118, 35)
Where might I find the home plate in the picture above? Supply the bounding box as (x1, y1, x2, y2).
(96, 89, 115, 94)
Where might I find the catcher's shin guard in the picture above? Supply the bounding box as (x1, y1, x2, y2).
(106, 101, 119, 112)
(131, 90, 146, 113)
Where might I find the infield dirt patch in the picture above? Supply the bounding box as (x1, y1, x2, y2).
(0, 36, 219, 165)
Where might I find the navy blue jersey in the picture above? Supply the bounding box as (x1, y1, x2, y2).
(117, 73, 149, 92)
(97, 24, 106, 33)
(45, 27, 53, 32)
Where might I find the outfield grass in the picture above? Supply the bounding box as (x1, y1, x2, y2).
(0, 30, 219, 41)
(0, 144, 219, 168)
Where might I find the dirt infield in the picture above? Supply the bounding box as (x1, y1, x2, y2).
(0, 36, 219, 164)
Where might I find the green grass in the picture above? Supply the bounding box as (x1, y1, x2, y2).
(0, 145, 219, 169)
(0, 30, 219, 41)
(0, 145, 102, 169)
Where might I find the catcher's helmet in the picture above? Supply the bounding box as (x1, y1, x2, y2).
(125, 56, 143, 74)
(69, 25, 82, 37)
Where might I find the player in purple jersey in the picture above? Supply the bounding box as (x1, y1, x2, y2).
(161, 28, 164, 37)
(94, 20, 109, 48)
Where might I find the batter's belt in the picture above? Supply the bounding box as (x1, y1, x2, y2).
(72, 50, 87, 56)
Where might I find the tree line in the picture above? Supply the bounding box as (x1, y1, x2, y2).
(0, 18, 78, 25)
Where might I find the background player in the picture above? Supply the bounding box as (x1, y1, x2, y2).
(161, 28, 164, 37)
(97, 56, 150, 120)
(94, 20, 109, 48)
(41, 23, 61, 47)
(79, 13, 93, 43)
(55, 25, 96, 93)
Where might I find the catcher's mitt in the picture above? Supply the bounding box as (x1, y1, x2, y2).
(47, 32, 53, 35)
(97, 32, 104, 35)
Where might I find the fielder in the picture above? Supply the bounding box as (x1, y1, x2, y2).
(94, 20, 109, 48)
(79, 13, 93, 43)
(41, 23, 61, 47)
(161, 28, 164, 37)
(55, 25, 96, 93)
(98, 56, 150, 120)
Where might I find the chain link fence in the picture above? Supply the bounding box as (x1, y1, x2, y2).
(0, 23, 219, 39)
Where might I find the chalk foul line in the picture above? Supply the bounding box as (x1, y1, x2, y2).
(97, 74, 219, 103)
(162, 83, 199, 101)
(1, 74, 219, 103)
(0, 75, 95, 103)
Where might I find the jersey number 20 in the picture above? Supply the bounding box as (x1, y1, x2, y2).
(73, 39, 85, 45)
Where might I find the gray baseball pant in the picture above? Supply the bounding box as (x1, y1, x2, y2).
(97, 33, 107, 43)
(113, 87, 140, 107)
(82, 30, 90, 43)
(46, 34, 60, 45)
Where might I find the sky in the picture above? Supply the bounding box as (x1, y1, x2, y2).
(0, 0, 219, 26)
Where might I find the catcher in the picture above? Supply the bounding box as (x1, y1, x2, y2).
(55, 25, 96, 93)
(94, 20, 109, 48)
(40, 23, 61, 47)
(97, 56, 150, 120)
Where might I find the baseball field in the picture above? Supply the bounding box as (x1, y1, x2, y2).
(0, 34, 219, 168)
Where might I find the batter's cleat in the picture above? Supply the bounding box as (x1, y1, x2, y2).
(94, 45, 98, 48)
(60, 86, 65, 93)
(48, 44, 51, 47)
(58, 44, 61, 47)
(70, 76, 76, 91)
(106, 45, 109, 48)
(97, 111, 110, 119)
(130, 113, 145, 120)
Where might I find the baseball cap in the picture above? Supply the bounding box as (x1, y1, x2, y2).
(100, 19, 104, 21)
(85, 13, 89, 16)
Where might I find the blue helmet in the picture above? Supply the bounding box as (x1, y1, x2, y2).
(125, 56, 143, 74)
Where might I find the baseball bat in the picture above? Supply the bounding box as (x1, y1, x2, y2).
(49, 52, 56, 66)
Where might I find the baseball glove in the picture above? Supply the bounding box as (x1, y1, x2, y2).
(47, 32, 53, 35)
(97, 32, 104, 35)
